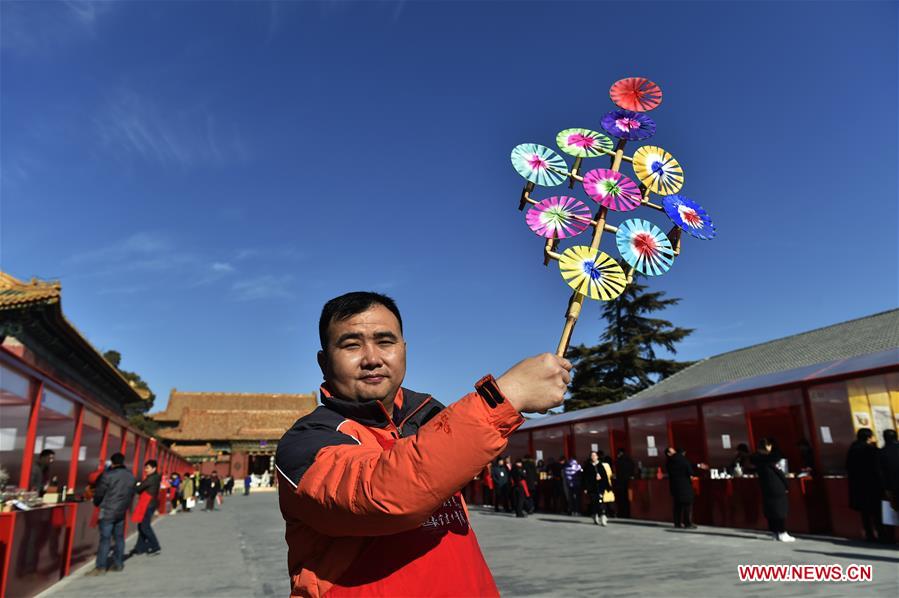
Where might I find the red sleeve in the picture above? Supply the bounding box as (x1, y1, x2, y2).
(282, 392, 522, 537)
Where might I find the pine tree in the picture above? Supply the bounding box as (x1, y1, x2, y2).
(565, 275, 695, 411)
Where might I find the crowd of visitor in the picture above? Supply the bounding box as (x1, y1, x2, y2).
(483, 427, 899, 543)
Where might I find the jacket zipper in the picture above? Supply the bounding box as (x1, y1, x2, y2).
(376, 396, 432, 438)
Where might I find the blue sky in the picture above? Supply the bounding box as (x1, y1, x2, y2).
(2, 1, 897, 413)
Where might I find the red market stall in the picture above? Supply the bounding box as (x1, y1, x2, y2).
(472, 310, 899, 542)
(0, 273, 191, 597)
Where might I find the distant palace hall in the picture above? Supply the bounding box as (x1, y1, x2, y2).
(152, 389, 317, 477)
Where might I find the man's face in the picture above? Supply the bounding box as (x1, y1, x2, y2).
(318, 304, 406, 403)
(144, 464, 156, 476)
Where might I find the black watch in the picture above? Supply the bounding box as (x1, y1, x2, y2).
(475, 374, 505, 409)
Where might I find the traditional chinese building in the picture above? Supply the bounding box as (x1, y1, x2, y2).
(152, 390, 318, 477)
(0, 271, 190, 597)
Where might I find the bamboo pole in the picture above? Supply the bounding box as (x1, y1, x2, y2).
(518, 181, 535, 211)
(567, 157, 583, 189)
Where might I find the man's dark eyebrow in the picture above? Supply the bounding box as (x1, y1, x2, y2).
(373, 331, 399, 340)
(334, 332, 364, 345)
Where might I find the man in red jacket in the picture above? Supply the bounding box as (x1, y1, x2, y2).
(276, 292, 570, 597)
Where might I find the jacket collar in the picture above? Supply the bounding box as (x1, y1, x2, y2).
(320, 385, 430, 429)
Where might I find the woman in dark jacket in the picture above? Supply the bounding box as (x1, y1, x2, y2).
(583, 451, 612, 526)
(750, 438, 794, 542)
(133, 459, 162, 555)
(846, 428, 884, 542)
(665, 447, 696, 529)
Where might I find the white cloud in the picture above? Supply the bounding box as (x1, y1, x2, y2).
(231, 275, 295, 302)
(1, 1, 114, 57)
(93, 89, 247, 168)
(211, 262, 235, 273)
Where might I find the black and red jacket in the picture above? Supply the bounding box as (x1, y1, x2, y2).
(275, 385, 523, 597)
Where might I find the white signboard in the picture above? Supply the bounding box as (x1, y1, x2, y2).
(44, 436, 65, 450)
(647, 447, 658, 457)
(79, 446, 87, 461)
(0, 428, 16, 452)
(646, 435, 656, 448)
(820, 426, 833, 444)
(721, 434, 731, 449)
(535, 450, 543, 461)
(590, 443, 599, 452)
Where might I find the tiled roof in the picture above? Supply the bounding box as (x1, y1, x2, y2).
(151, 390, 317, 422)
(170, 443, 219, 458)
(0, 272, 60, 310)
(629, 309, 899, 401)
(156, 407, 312, 441)
(522, 309, 899, 431)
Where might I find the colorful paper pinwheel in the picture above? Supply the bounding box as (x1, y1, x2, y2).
(510, 143, 569, 187)
(556, 128, 613, 159)
(559, 246, 627, 301)
(609, 77, 662, 112)
(615, 218, 675, 276)
(601, 109, 656, 141)
(582, 168, 642, 211)
(663, 195, 716, 240)
(526, 196, 592, 239)
(632, 146, 683, 196)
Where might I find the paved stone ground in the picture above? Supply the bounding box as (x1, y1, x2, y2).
(43, 493, 898, 597)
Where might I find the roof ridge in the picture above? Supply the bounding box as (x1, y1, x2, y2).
(695, 308, 899, 362)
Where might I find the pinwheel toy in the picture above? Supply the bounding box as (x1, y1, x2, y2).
(582, 168, 642, 212)
(615, 218, 675, 276)
(609, 77, 663, 112)
(632, 145, 683, 196)
(601, 109, 656, 141)
(556, 128, 613, 188)
(526, 196, 592, 240)
(508, 77, 716, 357)
(663, 194, 716, 240)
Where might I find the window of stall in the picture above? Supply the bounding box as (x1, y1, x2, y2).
(628, 411, 667, 471)
(702, 398, 751, 470)
(608, 418, 628, 462)
(74, 409, 104, 493)
(745, 389, 810, 475)
(850, 375, 896, 444)
(668, 405, 705, 462)
(808, 381, 854, 474)
(123, 431, 136, 472)
(106, 423, 122, 465)
(531, 426, 566, 463)
(573, 419, 611, 461)
(505, 432, 530, 461)
(33, 388, 77, 493)
(0, 364, 33, 488)
(134, 436, 146, 476)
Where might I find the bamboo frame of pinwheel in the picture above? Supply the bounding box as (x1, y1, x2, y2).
(510, 77, 716, 358)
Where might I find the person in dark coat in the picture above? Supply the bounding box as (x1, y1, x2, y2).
(490, 457, 510, 513)
(510, 459, 529, 518)
(879, 429, 899, 544)
(846, 428, 885, 542)
(205, 471, 222, 511)
(750, 438, 795, 542)
(85, 453, 136, 576)
(614, 449, 635, 518)
(665, 447, 696, 529)
(133, 459, 162, 555)
(549, 457, 565, 513)
(522, 454, 538, 514)
(584, 451, 612, 526)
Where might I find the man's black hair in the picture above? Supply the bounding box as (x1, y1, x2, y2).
(884, 429, 897, 442)
(318, 291, 403, 349)
(110, 452, 126, 466)
(39, 449, 55, 458)
(145, 459, 158, 469)
(856, 428, 874, 442)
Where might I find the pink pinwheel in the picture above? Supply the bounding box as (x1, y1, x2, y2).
(526, 196, 592, 239)
(582, 169, 642, 211)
